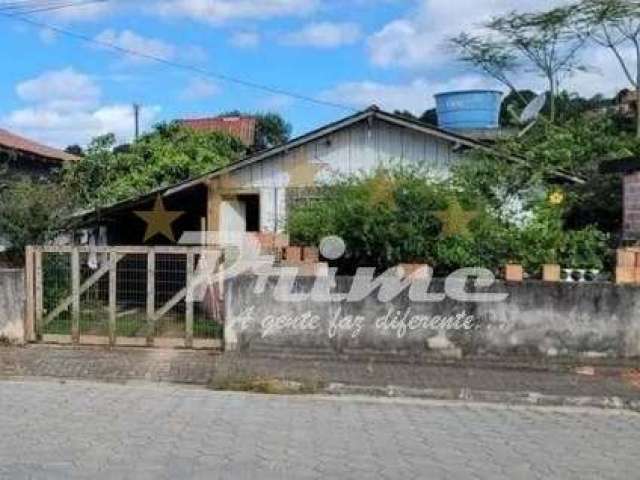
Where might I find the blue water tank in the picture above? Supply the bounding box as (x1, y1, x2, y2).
(434, 90, 503, 130)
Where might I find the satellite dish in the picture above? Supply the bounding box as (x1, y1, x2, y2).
(519, 93, 547, 124)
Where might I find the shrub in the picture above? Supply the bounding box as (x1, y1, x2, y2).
(510, 202, 566, 273)
(0, 179, 72, 263)
(288, 167, 512, 274)
(560, 226, 610, 270)
(288, 167, 611, 276)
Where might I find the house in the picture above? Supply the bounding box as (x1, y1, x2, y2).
(76, 106, 576, 246)
(0, 128, 78, 184)
(179, 115, 257, 149)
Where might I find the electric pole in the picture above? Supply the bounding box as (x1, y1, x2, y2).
(133, 103, 141, 141)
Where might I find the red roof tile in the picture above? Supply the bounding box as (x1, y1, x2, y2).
(179, 116, 257, 146)
(0, 128, 79, 163)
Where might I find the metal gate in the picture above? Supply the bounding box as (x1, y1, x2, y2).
(24, 246, 224, 349)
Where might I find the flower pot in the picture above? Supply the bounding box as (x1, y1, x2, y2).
(542, 264, 561, 282)
(505, 264, 523, 282)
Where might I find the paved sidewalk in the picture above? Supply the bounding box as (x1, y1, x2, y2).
(1, 345, 640, 406)
(1, 380, 640, 479)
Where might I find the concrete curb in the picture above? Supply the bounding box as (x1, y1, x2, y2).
(325, 383, 640, 413)
(3, 374, 639, 413)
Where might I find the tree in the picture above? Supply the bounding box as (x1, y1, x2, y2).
(450, 32, 521, 93)
(453, 114, 640, 236)
(63, 133, 116, 207)
(420, 109, 438, 126)
(254, 113, 292, 151)
(489, 7, 586, 122)
(220, 111, 292, 151)
(452, 6, 586, 122)
(63, 122, 245, 207)
(393, 109, 439, 126)
(64, 144, 84, 157)
(579, 0, 640, 137)
(0, 179, 72, 262)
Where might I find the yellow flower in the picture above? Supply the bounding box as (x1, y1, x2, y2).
(548, 190, 565, 206)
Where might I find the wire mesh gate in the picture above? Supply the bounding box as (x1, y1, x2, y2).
(24, 246, 224, 349)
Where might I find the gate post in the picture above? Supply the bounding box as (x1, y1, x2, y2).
(71, 248, 80, 343)
(185, 252, 194, 349)
(108, 252, 117, 346)
(34, 248, 43, 341)
(146, 249, 155, 347)
(24, 246, 35, 342)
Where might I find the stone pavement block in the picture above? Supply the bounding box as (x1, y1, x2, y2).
(0, 381, 640, 479)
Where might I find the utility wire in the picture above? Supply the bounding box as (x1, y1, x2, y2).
(0, 10, 356, 113)
(2, 0, 108, 15)
(0, 0, 80, 11)
(0, 0, 53, 8)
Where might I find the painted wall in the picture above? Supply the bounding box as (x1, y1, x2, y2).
(0, 269, 25, 344)
(209, 118, 462, 233)
(224, 275, 640, 359)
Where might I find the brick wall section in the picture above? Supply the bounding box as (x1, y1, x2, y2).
(624, 172, 640, 239)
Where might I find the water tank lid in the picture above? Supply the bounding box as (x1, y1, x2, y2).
(434, 89, 503, 98)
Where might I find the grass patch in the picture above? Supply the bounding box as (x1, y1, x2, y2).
(41, 309, 222, 339)
(209, 369, 326, 395)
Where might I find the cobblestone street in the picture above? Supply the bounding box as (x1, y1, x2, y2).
(1, 379, 639, 479)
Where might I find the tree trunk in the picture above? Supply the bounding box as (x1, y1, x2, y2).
(636, 84, 640, 139)
(548, 76, 556, 124)
(636, 44, 640, 139)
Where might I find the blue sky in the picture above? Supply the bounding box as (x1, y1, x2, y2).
(0, 0, 633, 147)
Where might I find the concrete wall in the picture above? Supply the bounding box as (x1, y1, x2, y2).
(224, 275, 640, 359)
(0, 269, 25, 344)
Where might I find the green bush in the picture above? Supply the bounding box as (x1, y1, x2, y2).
(560, 226, 610, 270)
(0, 179, 72, 263)
(510, 203, 566, 273)
(288, 167, 514, 274)
(288, 167, 611, 276)
(62, 122, 246, 207)
(289, 167, 446, 271)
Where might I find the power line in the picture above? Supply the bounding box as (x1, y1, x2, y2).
(0, 0, 57, 8)
(2, 0, 108, 15)
(1, 11, 356, 113)
(0, 0, 86, 11)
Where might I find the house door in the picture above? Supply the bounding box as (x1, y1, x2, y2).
(221, 199, 247, 233)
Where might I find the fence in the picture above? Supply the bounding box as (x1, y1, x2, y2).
(25, 246, 224, 349)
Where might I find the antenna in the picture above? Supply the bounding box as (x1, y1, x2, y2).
(512, 92, 547, 138)
(520, 92, 547, 124)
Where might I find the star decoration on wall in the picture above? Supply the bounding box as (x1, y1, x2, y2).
(369, 173, 395, 206)
(287, 160, 328, 187)
(135, 196, 185, 243)
(435, 199, 478, 238)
